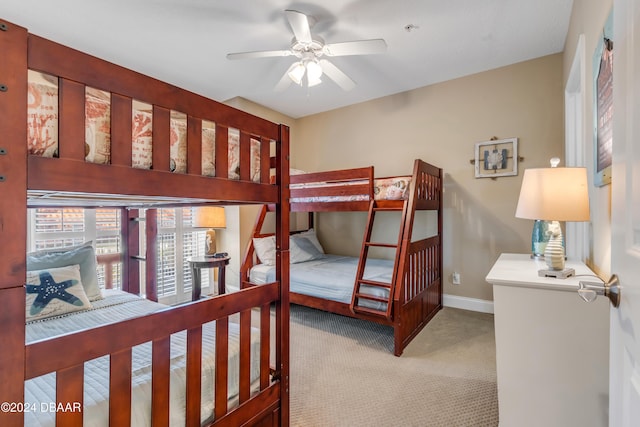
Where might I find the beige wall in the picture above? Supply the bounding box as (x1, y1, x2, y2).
(563, 0, 613, 277)
(229, 55, 564, 302)
(294, 55, 564, 302)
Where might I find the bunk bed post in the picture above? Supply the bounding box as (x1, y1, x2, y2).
(122, 208, 141, 294)
(274, 123, 291, 426)
(146, 208, 158, 301)
(437, 167, 444, 308)
(387, 162, 417, 356)
(0, 18, 28, 426)
(389, 159, 444, 356)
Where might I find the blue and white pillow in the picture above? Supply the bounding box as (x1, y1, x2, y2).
(27, 241, 103, 301)
(290, 236, 325, 264)
(25, 264, 92, 321)
(294, 229, 325, 254)
(254, 229, 326, 265)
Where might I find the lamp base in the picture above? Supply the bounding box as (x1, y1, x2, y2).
(204, 229, 217, 256)
(538, 268, 575, 279)
(531, 220, 551, 259)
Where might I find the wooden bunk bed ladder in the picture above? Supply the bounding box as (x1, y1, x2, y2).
(350, 199, 408, 320)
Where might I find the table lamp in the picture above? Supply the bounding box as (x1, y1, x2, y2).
(515, 160, 590, 278)
(194, 207, 226, 256)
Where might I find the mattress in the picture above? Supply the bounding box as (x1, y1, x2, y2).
(250, 254, 393, 310)
(25, 289, 261, 427)
(290, 176, 411, 203)
(27, 71, 262, 182)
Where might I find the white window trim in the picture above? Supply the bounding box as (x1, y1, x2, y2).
(156, 208, 210, 306)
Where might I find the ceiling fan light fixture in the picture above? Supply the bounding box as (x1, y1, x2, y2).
(228, 10, 385, 92)
(306, 60, 323, 82)
(288, 62, 306, 85)
(307, 75, 322, 87)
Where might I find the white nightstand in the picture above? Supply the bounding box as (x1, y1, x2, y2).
(486, 253, 609, 427)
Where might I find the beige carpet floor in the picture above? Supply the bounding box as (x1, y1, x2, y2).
(287, 305, 499, 427)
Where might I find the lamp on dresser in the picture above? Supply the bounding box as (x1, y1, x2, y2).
(515, 159, 590, 278)
(194, 207, 226, 257)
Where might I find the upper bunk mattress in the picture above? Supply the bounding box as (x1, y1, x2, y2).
(290, 176, 411, 203)
(27, 71, 263, 181)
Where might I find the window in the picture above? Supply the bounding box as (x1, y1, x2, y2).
(155, 207, 209, 305)
(27, 207, 207, 304)
(95, 209, 122, 290)
(28, 208, 122, 289)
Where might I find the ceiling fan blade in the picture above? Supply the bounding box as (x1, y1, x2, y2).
(323, 39, 387, 56)
(227, 49, 292, 60)
(285, 10, 312, 44)
(274, 63, 296, 92)
(319, 59, 355, 91)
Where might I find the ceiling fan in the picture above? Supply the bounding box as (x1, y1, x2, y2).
(226, 10, 387, 91)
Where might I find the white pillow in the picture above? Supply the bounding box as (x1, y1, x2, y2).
(253, 235, 276, 265)
(254, 230, 325, 265)
(25, 264, 92, 321)
(290, 236, 325, 264)
(293, 229, 325, 254)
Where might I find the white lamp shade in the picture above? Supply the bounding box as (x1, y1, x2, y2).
(194, 207, 226, 228)
(288, 62, 306, 85)
(515, 167, 590, 221)
(306, 61, 323, 83)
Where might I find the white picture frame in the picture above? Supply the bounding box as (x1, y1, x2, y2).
(474, 137, 518, 178)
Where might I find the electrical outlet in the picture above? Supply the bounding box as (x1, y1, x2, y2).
(452, 272, 461, 285)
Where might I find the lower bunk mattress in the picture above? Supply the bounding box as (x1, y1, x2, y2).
(25, 289, 261, 427)
(249, 254, 394, 311)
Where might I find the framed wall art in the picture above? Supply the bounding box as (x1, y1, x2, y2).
(592, 8, 613, 187)
(474, 137, 518, 179)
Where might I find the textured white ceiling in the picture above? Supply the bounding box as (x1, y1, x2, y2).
(1, 0, 574, 118)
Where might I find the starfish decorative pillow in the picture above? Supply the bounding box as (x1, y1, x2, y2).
(25, 264, 92, 321)
(27, 241, 103, 302)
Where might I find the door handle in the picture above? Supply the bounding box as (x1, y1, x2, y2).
(578, 274, 620, 307)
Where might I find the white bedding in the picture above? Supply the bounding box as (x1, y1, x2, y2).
(25, 289, 260, 426)
(250, 254, 393, 310)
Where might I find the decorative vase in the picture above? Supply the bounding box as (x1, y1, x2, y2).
(531, 220, 551, 258)
(544, 221, 565, 270)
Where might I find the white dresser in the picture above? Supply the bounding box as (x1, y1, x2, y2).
(486, 253, 609, 427)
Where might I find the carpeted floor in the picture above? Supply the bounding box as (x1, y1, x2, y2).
(288, 305, 499, 427)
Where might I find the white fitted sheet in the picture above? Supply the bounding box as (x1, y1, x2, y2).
(25, 289, 260, 426)
(250, 254, 393, 310)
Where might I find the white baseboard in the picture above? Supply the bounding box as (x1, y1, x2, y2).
(226, 287, 494, 314)
(443, 294, 494, 314)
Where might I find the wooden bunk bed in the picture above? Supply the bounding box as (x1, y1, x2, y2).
(0, 18, 291, 426)
(241, 160, 443, 356)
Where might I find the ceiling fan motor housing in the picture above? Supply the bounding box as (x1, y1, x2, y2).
(291, 36, 325, 58)
(227, 9, 385, 91)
